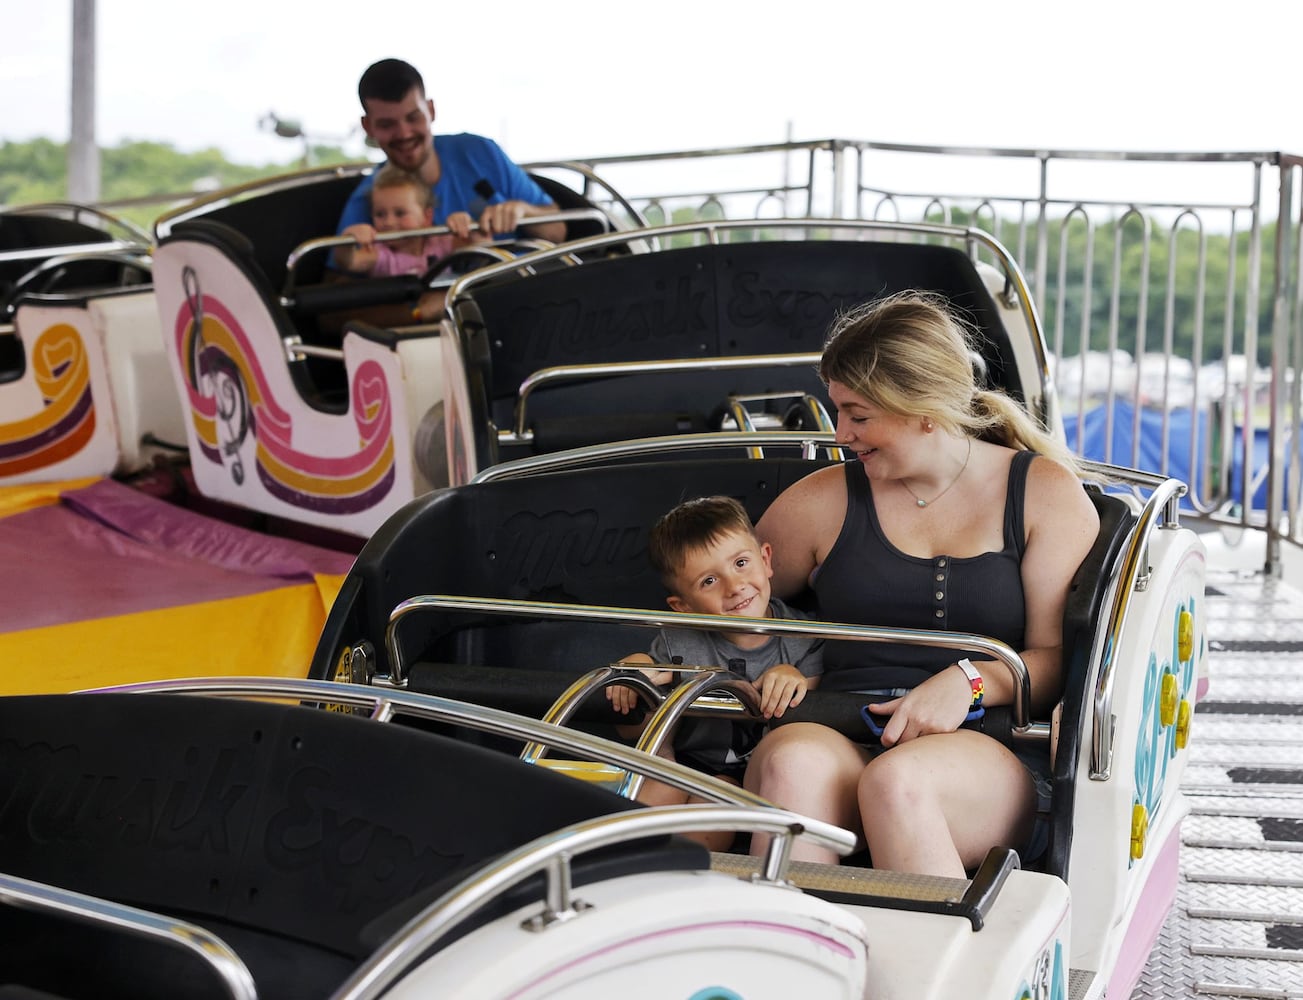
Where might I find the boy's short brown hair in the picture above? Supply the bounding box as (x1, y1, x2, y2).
(647, 495, 757, 589)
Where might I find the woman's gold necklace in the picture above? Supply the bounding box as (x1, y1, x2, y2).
(901, 438, 973, 508)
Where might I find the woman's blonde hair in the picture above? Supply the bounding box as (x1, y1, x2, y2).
(819, 290, 1080, 471)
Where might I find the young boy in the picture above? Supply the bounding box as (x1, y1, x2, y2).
(609, 496, 822, 845)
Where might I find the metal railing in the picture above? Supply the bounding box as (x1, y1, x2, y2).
(553, 141, 1303, 572)
(59, 137, 1303, 570)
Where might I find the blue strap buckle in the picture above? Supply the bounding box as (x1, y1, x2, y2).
(860, 703, 985, 738)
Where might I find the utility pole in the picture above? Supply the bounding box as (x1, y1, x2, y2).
(68, 0, 100, 203)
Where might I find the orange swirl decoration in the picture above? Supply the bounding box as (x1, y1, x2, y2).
(0, 324, 97, 476)
(173, 290, 395, 515)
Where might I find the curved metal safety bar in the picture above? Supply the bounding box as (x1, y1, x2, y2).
(3, 249, 155, 317)
(446, 216, 1030, 310)
(507, 352, 822, 439)
(0, 239, 149, 266)
(0, 872, 257, 1000)
(624, 669, 764, 798)
(153, 162, 371, 239)
(723, 390, 839, 459)
(471, 430, 845, 483)
(330, 803, 858, 1000)
(80, 676, 771, 811)
(725, 396, 777, 459)
(283, 337, 345, 362)
(518, 665, 766, 787)
(788, 392, 837, 433)
(521, 159, 655, 233)
(1090, 476, 1190, 780)
(519, 664, 665, 764)
(3, 200, 156, 245)
(281, 209, 609, 295)
(1078, 459, 1174, 494)
(383, 595, 1033, 732)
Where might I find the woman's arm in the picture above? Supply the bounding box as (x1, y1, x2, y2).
(755, 464, 847, 598)
(1002, 455, 1100, 715)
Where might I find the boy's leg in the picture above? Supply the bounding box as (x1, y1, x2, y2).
(634, 744, 739, 852)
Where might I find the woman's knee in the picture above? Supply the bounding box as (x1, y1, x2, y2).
(857, 747, 929, 812)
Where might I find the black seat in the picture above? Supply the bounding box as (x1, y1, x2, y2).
(526, 172, 614, 243)
(0, 692, 706, 999)
(311, 455, 1137, 881)
(170, 173, 362, 292)
(450, 239, 1023, 469)
(1042, 488, 1136, 877)
(312, 456, 834, 683)
(0, 213, 115, 292)
(0, 211, 147, 312)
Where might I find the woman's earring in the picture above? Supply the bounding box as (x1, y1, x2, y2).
(923, 418, 934, 432)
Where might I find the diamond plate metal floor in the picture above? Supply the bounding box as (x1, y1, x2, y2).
(1132, 568, 1303, 999)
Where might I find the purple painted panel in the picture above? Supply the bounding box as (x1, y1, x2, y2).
(1, 480, 355, 631)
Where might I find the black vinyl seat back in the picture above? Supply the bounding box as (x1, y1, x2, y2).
(0, 212, 114, 286)
(454, 239, 1021, 465)
(0, 692, 703, 998)
(312, 457, 834, 682)
(526, 172, 612, 243)
(0, 333, 22, 384)
(0, 212, 113, 252)
(1043, 489, 1137, 877)
(0, 212, 138, 306)
(6, 256, 151, 303)
(171, 173, 361, 292)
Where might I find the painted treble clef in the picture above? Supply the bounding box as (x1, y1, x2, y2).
(183, 264, 251, 486)
(182, 265, 206, 388)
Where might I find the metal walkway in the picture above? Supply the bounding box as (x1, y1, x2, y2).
(1133, 567, 1303, 999)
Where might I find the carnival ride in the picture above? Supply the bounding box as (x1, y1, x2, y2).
(0, 201, 169, 483)
(5, 433, 1204, 998)
(149, 162, 644, 537)
(0, 165, 1209, 998)
(299, 333, 1203, 1000)
(0, 164, 634, 690)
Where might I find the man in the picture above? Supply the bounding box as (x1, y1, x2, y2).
(337, 58, 565, 247)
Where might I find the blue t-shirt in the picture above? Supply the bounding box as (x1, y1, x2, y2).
(336, 132, 552, 234)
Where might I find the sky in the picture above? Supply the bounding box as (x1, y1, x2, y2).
(5, 0, 1302, 171)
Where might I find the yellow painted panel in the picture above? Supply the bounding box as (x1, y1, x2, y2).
(0, 573, 346, 694)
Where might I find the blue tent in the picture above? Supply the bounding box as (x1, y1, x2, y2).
(1063, 401, 1209, 509)
(1063, 400, 1298, 512)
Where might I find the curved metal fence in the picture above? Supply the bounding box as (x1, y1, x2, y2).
(555, 141, 1303, 571)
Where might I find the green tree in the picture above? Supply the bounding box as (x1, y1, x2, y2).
(0, 138, 357, 230)
(926, 204, 1276, 367)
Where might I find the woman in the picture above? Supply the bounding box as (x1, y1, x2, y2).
(743, 291, 1099, 878)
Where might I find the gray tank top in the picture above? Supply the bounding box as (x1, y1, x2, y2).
(811, 450, 1033, 692)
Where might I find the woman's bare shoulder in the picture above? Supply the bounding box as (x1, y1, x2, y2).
(1025, 453, 1100, 530)
(758, 463, 849, 595)
(762, 463, 847, 516)
(758, 463, 848, 542)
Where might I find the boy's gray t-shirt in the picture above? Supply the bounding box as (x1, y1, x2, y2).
(642, 598, 822, 778)
(647, 598, 823, 681)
